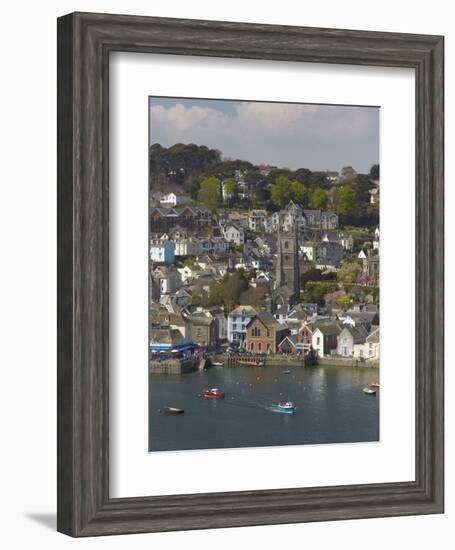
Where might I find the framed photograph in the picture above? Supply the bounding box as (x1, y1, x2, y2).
(57, 12, 444, 536)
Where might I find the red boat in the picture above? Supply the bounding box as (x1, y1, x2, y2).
(238, 359, 264, 367)
(203, 388, 225, 399)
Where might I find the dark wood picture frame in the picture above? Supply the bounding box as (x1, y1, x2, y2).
(57, 12, 444, 537)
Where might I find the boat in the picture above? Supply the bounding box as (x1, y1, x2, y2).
(362, 387, 377, 395)
(211, 361, 224, 367)
(203, 388, 225, 399)
(282, 370, 291, 374)
(369, 382, 380, 389)
(239, 359, 264, 367)
(275, 401, 296, 414)
(162, 407, 184, 414)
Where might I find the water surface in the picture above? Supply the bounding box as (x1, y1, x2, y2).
(148, 364, 379, 451)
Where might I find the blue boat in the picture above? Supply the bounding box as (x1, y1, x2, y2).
(274, 401, 296, 414)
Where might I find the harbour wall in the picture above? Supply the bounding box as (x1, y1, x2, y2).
(149, 357, 204, 374)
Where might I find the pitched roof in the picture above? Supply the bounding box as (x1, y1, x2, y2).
(278, 334, 299, 348)
(313, 321, 342, 336)
(251, 311, 283, 330)
(367, 326, 380, 343)
(229, 305, 258, 316)
(342, 325, 368, 343)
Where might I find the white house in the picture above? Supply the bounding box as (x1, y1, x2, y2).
(337, 325, 368, 357)
(174, 237, 203, 257)
(227, 305, 257, 345)
(353, 327, 380, 361)
(150, 238, 175, 263)
(311, 323, 341, 357)
(160, 192, 192, 207)
(223, 224, 244, 246)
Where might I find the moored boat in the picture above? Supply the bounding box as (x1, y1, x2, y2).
(275, 401, 296, 414)
(369, 382, 380, 389)
(362, 387, 377, 395)
(203, 388, 225, 399)
(282, 370, 291, 374)
(239, 359, 264, 367)
(211, 361, 224, 367)
(162, 406, 184, 414)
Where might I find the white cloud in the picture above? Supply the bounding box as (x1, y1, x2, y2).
(149, 100, 379, 172)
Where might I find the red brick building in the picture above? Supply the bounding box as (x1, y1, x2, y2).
(245, 312, 289, 354)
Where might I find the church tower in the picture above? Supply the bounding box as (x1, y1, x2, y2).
(275, 224, 300, 304)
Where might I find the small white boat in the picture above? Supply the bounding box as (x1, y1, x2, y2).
(275, 401, 296, 414)
(282, 370, 291, 374)
(362, 387, 377, 395)
(211, 361, 223, 367)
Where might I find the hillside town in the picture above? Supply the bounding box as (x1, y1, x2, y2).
(149, 146, 380, 370)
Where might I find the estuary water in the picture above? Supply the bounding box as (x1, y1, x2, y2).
(148, 364, 379, 452)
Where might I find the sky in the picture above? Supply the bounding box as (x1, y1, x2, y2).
(149, 97, 379, 173)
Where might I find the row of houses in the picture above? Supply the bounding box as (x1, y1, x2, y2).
(279, 320, 379, 361)
(241, 202, 339, 233)
(150, 301, 379, 362)
(149, 200, 339, 236)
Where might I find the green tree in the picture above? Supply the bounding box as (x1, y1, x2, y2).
(271, 175, 292, 207)
(223, 178, 236, 199)
(271, 176, 307, 208)
(290, 180, 307, 205)
(336, 294, 352, 311)
(197, 176, 221, 209)
(338, 183, 358, 216)
(337, 260, 363, 284)
(311, 186, 328, 209)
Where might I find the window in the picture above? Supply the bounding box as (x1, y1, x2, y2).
(284, 241, 289, 249)
(266, 328, 270, 337)
(316, 337, 320, 345)
(258, 342, 262, 351)
(250, 343, 254, 351)
(360, 349, 363, 357)
(252, 326, 261, 337)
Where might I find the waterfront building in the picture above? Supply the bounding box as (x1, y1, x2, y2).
(297, 323, 314, 353)
(227, 305, 257, 345)
(337, 325, 368, 357)
(277, 334, 299, 354)
(311, 322, 342, 357)
(353, 326, 380, 361)
(245, 312, 290, 354)
(187, 309, 218, 349)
